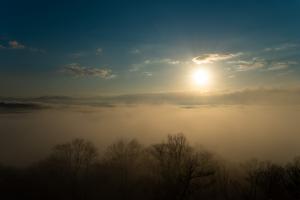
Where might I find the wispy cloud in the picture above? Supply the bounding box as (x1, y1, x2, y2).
(143, 72, 153, 77)
(264, 43, 298, 52)
(228, 74, 235, 79)
(144, 58, 181, 65)
(28, 47, 46, 53)
(129, 48, 141, 54)
(192, 53, 241, 64)
(164, 59, 180, 65)
(129, 64, 142, 72)
(61, 63, 115, 79)
(69, 48, 102, 58)
(228, 57, 266, 71)
(267, 63, 288, 71)
(0, 39, 45, 52)
(8, 40, 25, 49)
(276, 70, 294, 77)
(129, 58, 181, 72)
(228, 56, 298, 72)
(69, 52, 87, 58)
(96, 48, 103, 55)
(266, 61, 297, 71)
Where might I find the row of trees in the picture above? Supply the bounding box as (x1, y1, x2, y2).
(1, 134, 300, 200)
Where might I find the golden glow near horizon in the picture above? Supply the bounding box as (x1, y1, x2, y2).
(191, 67, 211, 87)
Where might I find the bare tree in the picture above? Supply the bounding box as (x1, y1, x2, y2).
(50, 138, 98, 176)
(40, 138, 98, 200)
(241, 159, 286, 200)
(103, 139, 147, 199)
(150, 134, 215, 200)
(213, 162, 234, 200)
(284, 157, 300, 199)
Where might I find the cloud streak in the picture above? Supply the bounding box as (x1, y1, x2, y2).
(144, 58, 181, 65)
(0, 101, 49, 113)
(8, 40, 25, 49)
(192, 53, 241, 64)
(228, 58, 298, 72)
(0, 39, 45, 52)
(3, 88, 300, 110)
(228, 57, 266, 71)
(264, 43, 298, 52)
(96, 48, 102, 55)
(129, 48, 141, 54)
(267, 61, 298, 71)
(61, 63, 115, 79)
(129, 58, 181, 72)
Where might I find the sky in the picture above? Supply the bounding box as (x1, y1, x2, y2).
(1, 0, 300, 96)
(2, 1, 300, 166)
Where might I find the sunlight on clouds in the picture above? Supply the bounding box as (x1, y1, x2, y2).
(192, 53, 241, 64)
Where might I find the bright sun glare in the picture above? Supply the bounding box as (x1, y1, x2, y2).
(191, 68, 211, 87)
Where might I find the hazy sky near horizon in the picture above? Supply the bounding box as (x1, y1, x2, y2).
(1, 104, 300, 166)
(1, 0, 300, 96)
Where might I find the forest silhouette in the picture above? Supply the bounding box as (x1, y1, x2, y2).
(1, 133, 300, 200)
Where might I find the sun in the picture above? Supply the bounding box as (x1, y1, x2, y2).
(191, 68, 211, 87)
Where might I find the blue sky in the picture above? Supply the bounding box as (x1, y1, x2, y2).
(0, 0, 300, 96)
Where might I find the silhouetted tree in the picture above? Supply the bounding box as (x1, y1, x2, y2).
(239, 159, 263, 200)
(256, 161, 285, 199)
(32, 138, 98, 200)
(150, 134, 215, 200)
(102, 139, 149, 199)
(213, 161, 239, 200)
(241, 159, 286, 200)
(284, 157, 300, 199)
(4, 134, 300, 200)
(50, 138, 98, 174)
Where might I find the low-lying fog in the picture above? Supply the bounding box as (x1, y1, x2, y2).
(1, 104, 300, 166)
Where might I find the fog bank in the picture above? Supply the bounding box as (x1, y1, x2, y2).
(1, 104, 300, 166)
